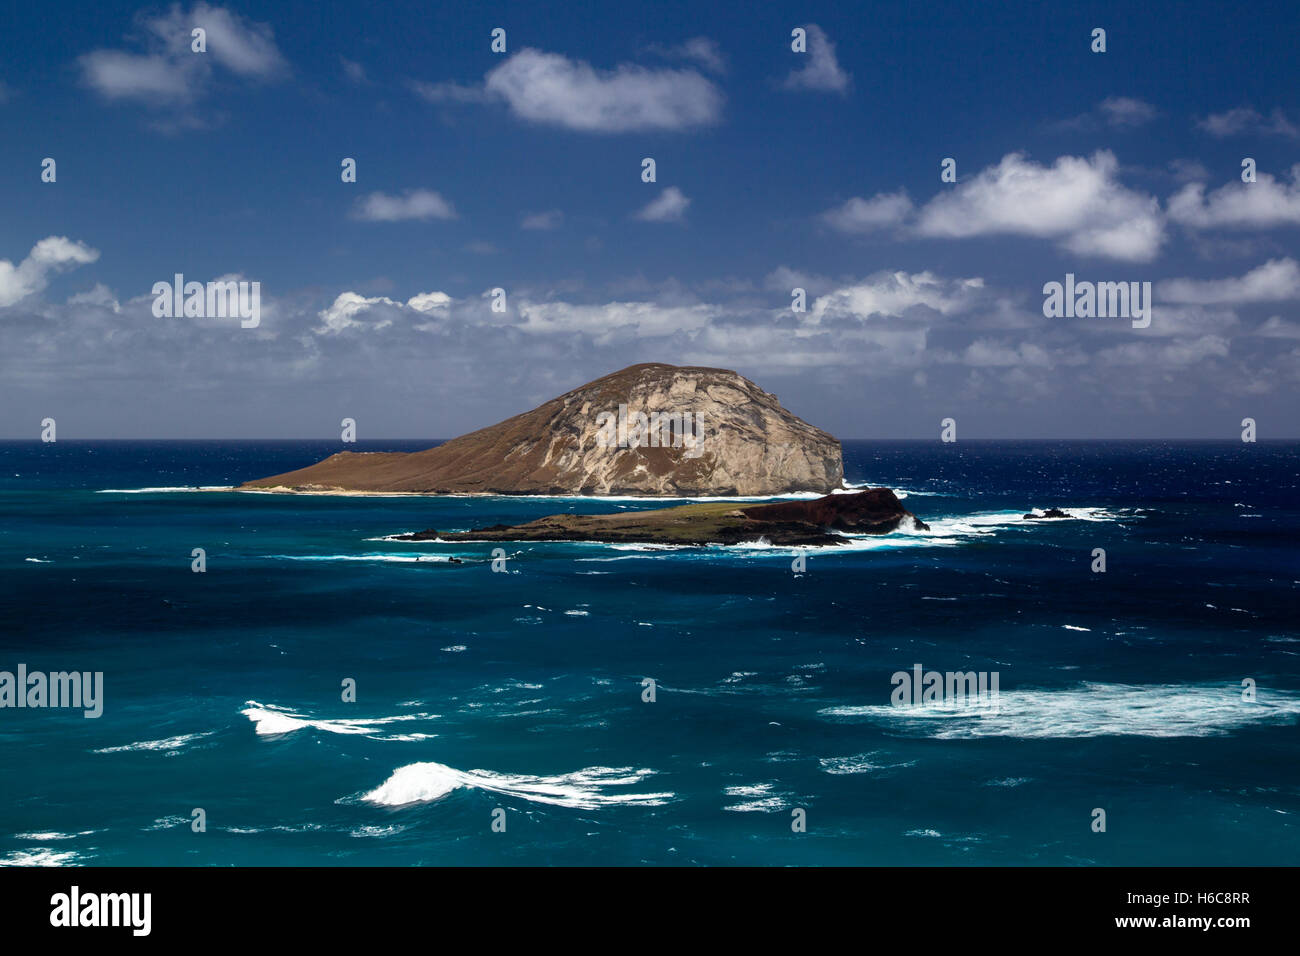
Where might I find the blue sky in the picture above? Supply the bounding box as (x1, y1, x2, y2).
(1, 0, 1298, 438)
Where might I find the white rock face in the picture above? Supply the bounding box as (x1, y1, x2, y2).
(519, 364, 844, 496)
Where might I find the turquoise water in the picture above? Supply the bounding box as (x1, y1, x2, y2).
(1, 440, 1298, 865)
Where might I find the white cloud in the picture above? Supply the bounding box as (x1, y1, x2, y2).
(1056, 97, 1158, 131)
(1197, 107, 1299, 139)
(192, 4, 286, 78)
(79, 51, 192, 102)
(0, 237, 100, 308)
(353, 189, 457, 222)
(1168, 166, 1300, 229)
(79, 3, 286, 105)
(1095, 335, 1230, 367)
(67, 283, 122, 314)
(809, 271, 984, 324)
(782, 25, 849, 94)
(1255, 315, 1300, 338)
(634, 187, 690, 223)
(647, 37, 726, 74)
(317, 290, 453, 334)
(515, 299, 718, 340)
(341, 58, 366, 83)
(821, 191, 913, 234)
(405, 292, 448, 314)
(521, 209, 563, 231)
(317, 292, 397, 333)
(1159, 258, 1300, 304)
(1097, 96, 1157, 127)
(483, 49, 722, 132)
(913, 151, 1165, 261)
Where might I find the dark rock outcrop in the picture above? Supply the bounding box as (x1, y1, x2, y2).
(394, 489, 927, 547)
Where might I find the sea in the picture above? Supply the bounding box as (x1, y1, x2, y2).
(0, 439, 1297, 866)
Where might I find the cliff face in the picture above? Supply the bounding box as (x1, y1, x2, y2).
(242, 363, 844, 496)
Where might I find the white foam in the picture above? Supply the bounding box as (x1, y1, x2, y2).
(360, 762, 673, 809)
(12, 830, 97, 841)
(93, 731, 215, 754)
(0, 848, 82, 866)
(819, 752, 918, 775)
(242, 701, 439, 740)
(264, 553, 457, 564)
(97, 486, 231, 493)
(818, 682, 1300, 738)
(721, 783, 791, 812)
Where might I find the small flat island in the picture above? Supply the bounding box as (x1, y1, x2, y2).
(393, 488, 928, 547)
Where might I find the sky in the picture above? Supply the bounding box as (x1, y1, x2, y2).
(1, 0, 1298, 439)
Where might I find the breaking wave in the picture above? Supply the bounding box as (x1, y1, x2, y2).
(242, 701, 438, 740)
(359, 762, 673, 809)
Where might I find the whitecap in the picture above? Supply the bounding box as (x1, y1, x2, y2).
(242, 701, 439, 740)
(360, 762, 673, 809)
(817, 682, 1300, 738)
(0, 848, 82, 866)
(93, 731, 215, 754)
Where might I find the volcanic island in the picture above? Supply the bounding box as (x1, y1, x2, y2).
(241, 363, 927, 546)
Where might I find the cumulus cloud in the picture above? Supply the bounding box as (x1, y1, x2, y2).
(317, 290, 452, 334)
(79, 3, 287, 105)
(1168, 166, 1300, 229)
(1158, 258, 1300, 305)
(482, 49, 723, 132)
(352, 189, 457, 222)
(808, 271, 984, 324)
(1197, 107, 1299, 139)
(821, 191, 914, 234)
(782, 25, 849, 93)
(0, 237, 100, 308)
(913, 151, 1165, 261)
(634, 187, 690, 223)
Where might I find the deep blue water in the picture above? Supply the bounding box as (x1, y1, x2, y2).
(0, 440, 1297, 866)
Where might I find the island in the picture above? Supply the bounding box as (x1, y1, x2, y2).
(242, 363, 844, 497)
(391, 488, 928, 547)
